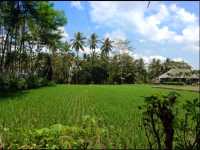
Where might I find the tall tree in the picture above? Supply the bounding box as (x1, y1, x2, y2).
(71, 32, 86, 83)
(135, 58, 147, 83)
(100, 38, 113, 58)
(148, 59, 163, 80)
(88, 33, 99, 63)
(0, 1, 67, 74)
(71, 32, 85, 59)
(162, 58, 192, 72)
(114, 39, 133, 83)
(109, 53, 136, 84)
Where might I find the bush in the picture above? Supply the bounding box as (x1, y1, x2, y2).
(139, 92, 199, 150)
(139, 92, 179, 149)
(26, 75, 39, 88)
(0, 74, 10, 92)
(0, 73, 50, 91)
(174, 98, 200, 150)
(8, 75, 18, 91)
(0, 73, 19, 91)
(2, 116, 108, 149)
(47, 81, 56, 86)
(17, 78, 28, 90)
(26, 75, 49, 89)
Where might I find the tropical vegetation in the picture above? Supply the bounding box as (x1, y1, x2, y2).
(0, 1, 196, 92)
(0, 1, 199, 149)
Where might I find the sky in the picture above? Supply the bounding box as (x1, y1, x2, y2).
(53, 1, 199, 69)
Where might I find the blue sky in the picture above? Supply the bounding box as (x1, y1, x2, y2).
(53, 1, 199, 69)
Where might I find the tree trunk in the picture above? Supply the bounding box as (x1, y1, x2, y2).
(1, 31, 10, 72)
(76, 50, 79, 84)
(150, 112, 161, 150)
(160, 108, 174, 150)
(164, 125, 174, 150)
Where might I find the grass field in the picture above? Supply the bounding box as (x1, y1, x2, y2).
(0, 84, 199, 148)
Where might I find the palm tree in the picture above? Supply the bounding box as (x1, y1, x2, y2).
(64, 41, 71, 52)
(71, 32, 86, 60)
(71, 32, 86, 83)
(147, 1, 150, 8)
(58, 41, 71, 55)
(88, 33, 99, 62)
(100, 38, 113, 58)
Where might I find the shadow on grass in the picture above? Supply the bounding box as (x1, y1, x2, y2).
(0, 84, 56, 101)
(0, 90, 29, 101)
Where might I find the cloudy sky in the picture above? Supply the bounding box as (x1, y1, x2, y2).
(53, 1, 199, 69)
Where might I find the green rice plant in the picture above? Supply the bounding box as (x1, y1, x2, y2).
(0, 84, 198, 148)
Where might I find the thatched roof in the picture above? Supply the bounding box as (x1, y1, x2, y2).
(189, 74, 199, 79)
(159, 69, 198, 79)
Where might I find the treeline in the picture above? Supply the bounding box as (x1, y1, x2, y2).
(0, 1, 192, 91)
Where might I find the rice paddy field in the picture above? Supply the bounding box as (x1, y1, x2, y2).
(0, 84, 199, 148)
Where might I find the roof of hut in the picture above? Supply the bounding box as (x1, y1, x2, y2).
(158, 68, 196, 79)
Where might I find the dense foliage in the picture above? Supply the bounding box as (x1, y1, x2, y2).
(0, 1, 195, 91)
(0, 1, 198, 149)
(1, 116, 108, 149)
(0, 1, 67, 91)
(140, 92, 200, 150)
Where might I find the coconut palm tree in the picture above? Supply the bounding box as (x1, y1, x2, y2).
(71, 32, 86, 60)
(71, 32, 86, 83)
(100, 38, 113, 58)
(88, 33, 99, 62)
(64, 41, 71, 52)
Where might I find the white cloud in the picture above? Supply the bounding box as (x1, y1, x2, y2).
(89, 2, 199, 52)
(174, 25, 199, 52)
(70, 1, 83, 10)
(104, 30, 127, 41)
(132, 53, 191, 66)
(133, 53, 166, 64)
(58, 26, 69, 42)
(79, 47, 101, 55)
(172, 57, 184, 62)
(139, 39, 145, 43)
(89, 1, 150, 29)
(170, 4, 197, 23)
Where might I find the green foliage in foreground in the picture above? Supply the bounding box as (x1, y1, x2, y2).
(175, 99, 200, 150)
(140, 92, 199, 150)
(0, 85, 199, 148)
(140, 92, 179, 150)
(1, 116, 108, 149)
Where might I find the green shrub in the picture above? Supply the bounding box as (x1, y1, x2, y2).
(26, 75, 41, 88)
(0, 74, 10, 91)
(0, 73, 51, 91)
(37, 77, 44, 87)
(139, 93, 199, 150)
(17, 78, 28, 90)
(47, 81, 56, 86)
(139, 92, 179, 149)
(2, 116, 108, 149)
(0, 73, 19, 91)
(174, 98, 200, 150)
(8, 75, 18, 91)
(26, 74, 52, 89)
